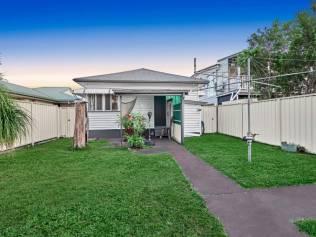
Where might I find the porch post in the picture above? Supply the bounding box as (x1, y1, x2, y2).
(120, 95, 123, 146)
(181, 93, 185, 144)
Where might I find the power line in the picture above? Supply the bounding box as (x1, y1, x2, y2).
(252, 57, 316, 62)
(193, 73, 238, 80)
(252, 69, 315, 82)
(252, 59, 270, 79)
(253, 81, 281, 88)
(192, 69, 315, 92)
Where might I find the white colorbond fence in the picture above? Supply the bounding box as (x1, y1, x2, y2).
(202, 94, 316, 154)
(202, 105, 217, 133)
(1, 100, 75, 152)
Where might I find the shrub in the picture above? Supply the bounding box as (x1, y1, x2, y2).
(121, 113, 146, 149)
(127, 134, 145, 149)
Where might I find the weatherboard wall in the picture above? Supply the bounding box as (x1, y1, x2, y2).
(184, 103, 202, 136)
(87, 94, 202, 138)
(87, 95, 154, 130)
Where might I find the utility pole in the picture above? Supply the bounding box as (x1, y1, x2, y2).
(247, 57, 253, 162)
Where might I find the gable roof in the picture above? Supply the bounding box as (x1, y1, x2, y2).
(194, 63, 220, 75)
(217, 51, 242, 62)
(193, 51, 243, 77)
(0, 80, 78, 103)
(73, 68, 208, 84)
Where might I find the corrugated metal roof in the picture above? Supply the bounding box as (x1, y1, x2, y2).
(35, 87, 79, 102)
(73, 68, 208, 84)
(0, 80, 54, 101)
(0, 80, 78, 103)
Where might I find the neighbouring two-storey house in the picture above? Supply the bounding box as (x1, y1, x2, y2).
(193, 52, 252, 105)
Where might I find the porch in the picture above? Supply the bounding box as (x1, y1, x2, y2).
(116, 91, 186, 144)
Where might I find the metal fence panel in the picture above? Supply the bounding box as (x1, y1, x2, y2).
(202, 105, 217, 133)
(218, 104, 243, 138)
(1, 100, 75, 152)
(203, 94, 316, 154)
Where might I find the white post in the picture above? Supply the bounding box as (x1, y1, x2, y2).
(31, 101, 34, 146)
(57, 106, 60, 138)
(247, 57, 252, 162)
(120, 95, 123, 146)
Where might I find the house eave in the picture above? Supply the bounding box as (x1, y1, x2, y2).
(73, 79, 208, 84)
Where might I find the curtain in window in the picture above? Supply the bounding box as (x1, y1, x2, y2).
(112, 95, 118, 111)
(88, 94, 95, 111)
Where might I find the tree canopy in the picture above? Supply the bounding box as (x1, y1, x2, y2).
(238, 4, 316, 99)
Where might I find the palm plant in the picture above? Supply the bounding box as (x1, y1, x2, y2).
(0, 86, 30, 147)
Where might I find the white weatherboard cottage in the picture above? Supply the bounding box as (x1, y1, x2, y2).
(73, 68, 208, 143)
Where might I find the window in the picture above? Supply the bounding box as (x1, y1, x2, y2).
(105, 94, 111, 110)
(88, 94, 95, 111)
(87, 94, 119, 111)
(96, 94, 103, 110)
(112, 95, 118, 111)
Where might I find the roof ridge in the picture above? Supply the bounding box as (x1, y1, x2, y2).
(74, 68, 191, 79)
(139, 68, 191, 78)
(73, 68, 145, 80)
(72, 68, 209, 84)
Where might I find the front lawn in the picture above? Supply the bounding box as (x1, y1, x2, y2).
(295, 219, 316, 237)
(0, 139, 225, 236)
(185, 134, 316, 188)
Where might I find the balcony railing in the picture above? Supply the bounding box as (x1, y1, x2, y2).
(216, 76, 250, 95)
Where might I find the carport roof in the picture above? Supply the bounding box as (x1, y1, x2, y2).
(73, 68, 208, 84)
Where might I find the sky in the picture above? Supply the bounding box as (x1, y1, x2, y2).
(0, 0, 311, 88)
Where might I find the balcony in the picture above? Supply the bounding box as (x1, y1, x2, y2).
(216, 76, 251, 96)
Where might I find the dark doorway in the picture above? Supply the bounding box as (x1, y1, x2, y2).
(154, 96, 166, 127)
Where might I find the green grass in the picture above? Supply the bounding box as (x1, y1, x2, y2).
(0, 139, 226, 237)
(295, 219, 316, 237)
(184, 134, 316, 188)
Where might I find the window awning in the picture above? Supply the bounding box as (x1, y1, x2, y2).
(73, 88, 190, 95)
(73, 88, 114, 94)
(112, 89, 189, 95)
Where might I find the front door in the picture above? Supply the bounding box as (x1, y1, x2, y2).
(154, 96, 166, 127)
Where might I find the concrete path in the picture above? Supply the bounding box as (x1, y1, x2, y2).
(154, 139, 316, 237)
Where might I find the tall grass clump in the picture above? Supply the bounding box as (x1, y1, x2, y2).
(0, 86, 30, 147)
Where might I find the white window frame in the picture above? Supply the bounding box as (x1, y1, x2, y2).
(111, 94, 119, 111)
(87, 94, 120, 112)
(95, 94, 103, 111)
(104, 94, 111, 111)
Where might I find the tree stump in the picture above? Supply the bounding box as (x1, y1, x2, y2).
(73, 102, 87, 149)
